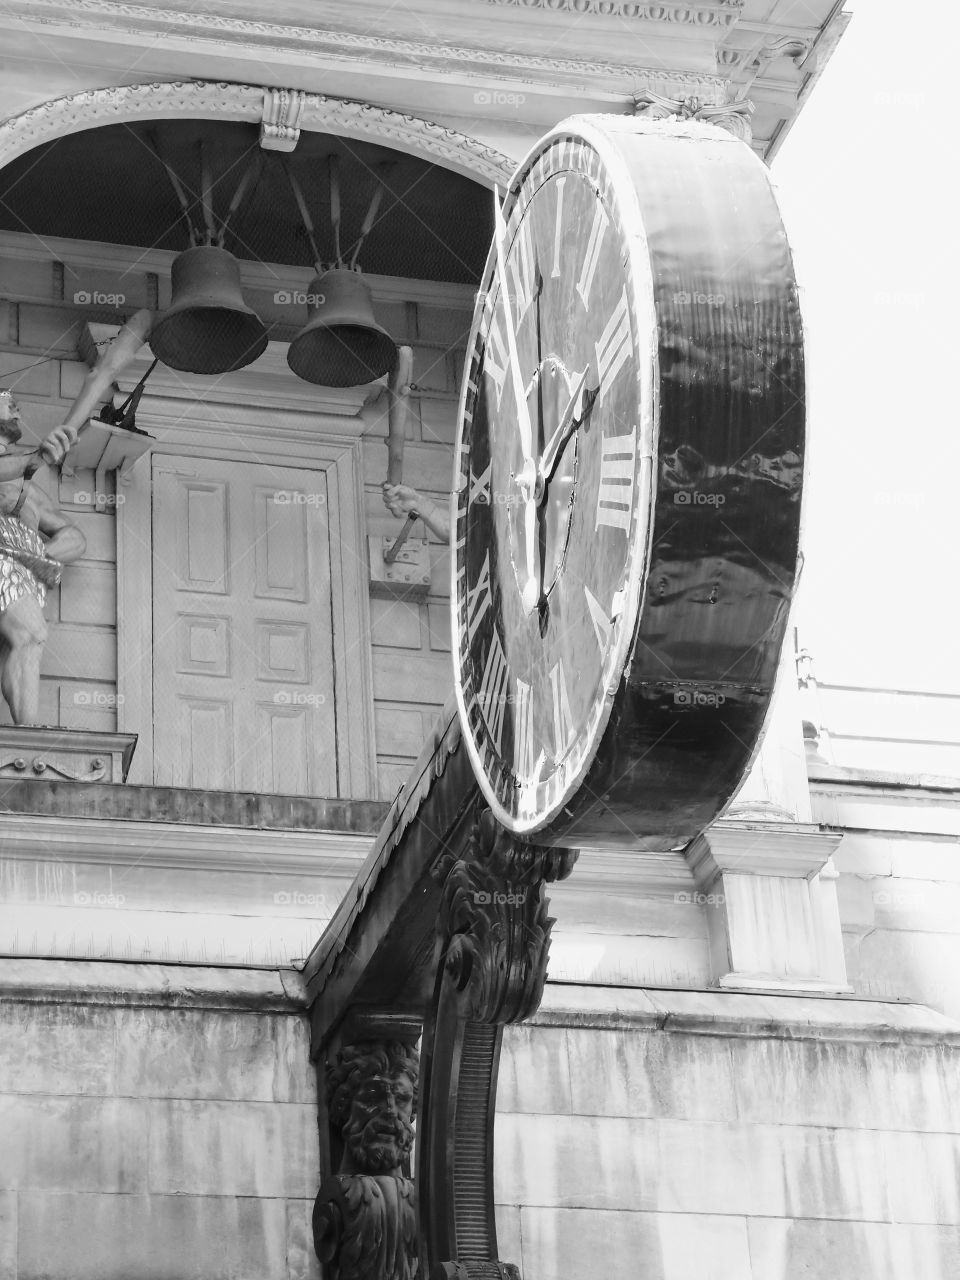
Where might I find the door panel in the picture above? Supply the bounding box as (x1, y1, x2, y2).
(153, 456, 337, 796)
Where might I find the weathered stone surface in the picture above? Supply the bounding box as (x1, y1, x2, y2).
(562, 1027, 740, 1124)
(16, 1192, 286, 1280)
(530, 1025, 960, 1133)
(0, 1001, 117, 1096)
(547, 930, 711, 987)
(0, 1192, 15, 1280)
(0, 1094, 145, 1192)
(116, 1007, 314, 1103)
(286, 1198, 323, 1280)
(746, 1216, 960, 1280)
(519, 1207, 752, 1280)
(495, 1112, 960, 1224)
(494, 1203, 523, 1269)
(147, 1099, 319, 1198)
(498, 1025, 574, 1116)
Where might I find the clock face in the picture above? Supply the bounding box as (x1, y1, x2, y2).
(452, 133, 656, 834)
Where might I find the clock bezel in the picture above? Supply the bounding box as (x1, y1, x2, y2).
(451, 118, 660, 837)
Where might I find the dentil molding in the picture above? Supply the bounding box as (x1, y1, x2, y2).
(486, 0, 742, 23)
(2, 1, 731, 101)
(0, 81, 515, 186)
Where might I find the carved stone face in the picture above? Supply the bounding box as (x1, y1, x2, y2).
(342, 1068, 415, 1173)
(328, 1042, 418, 1175)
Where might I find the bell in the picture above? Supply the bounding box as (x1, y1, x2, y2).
(287, 269, 397, 387)
(149, 246, 268, 375)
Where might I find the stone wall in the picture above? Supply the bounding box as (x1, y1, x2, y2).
(0, 962, 320, 1280)
(495, 985, 960, 1280)
(4, 962, 960, 1279)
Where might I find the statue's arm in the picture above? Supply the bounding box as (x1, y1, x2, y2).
(382, 482, 451, 543)
(36, 493, 86, 565)
(56, 308, 154, 446)
(0, 447, 44, 483)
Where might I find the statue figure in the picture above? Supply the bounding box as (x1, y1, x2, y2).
(0, 309, 152, 725)
(0, 393, 83, 725)
(314, 1039, 420, 1280)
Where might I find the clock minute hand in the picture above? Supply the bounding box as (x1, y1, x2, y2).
(539, 366, 590, 484)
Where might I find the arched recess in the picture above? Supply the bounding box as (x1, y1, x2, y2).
(0, 80, 511, 795)
(0, 80, 516, 186)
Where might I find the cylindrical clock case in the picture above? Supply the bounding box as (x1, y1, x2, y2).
(452, 116, 805, 851)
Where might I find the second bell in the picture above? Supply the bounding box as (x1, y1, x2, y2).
(287, 269, 397, 387)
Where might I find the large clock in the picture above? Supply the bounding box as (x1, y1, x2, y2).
(452, 115, 805, 850)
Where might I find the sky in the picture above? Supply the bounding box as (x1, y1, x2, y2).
(772, 0, 958, 694)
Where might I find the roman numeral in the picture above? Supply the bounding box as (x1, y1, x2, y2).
(576, 201, 608, 309)
(514, 678, 538, 781)
(466, 552, 493, 640)
(478, 631, 509, 753)
(507, 217, 536, 322)
(594, 288, 632, 398)
(595, 427, 636, 533)
(469, 460, 492, 506)
(585, 586, 612, 652)
(484, 311, 508, 406)
(551, 177, 566, 279)
(549, 660, 575, 760)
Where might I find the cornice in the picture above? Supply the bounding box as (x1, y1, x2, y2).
(2, 2, 730, 101)
(0, 82, 515, 186)
(0, 812, 371, 875)
(486, 0, 741, 22)
(0, 957, 309, 1011)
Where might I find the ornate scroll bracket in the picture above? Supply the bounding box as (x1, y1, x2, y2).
(633, 89, 754, 143)
(419, 810, 577, 1280)
(315, 1031, 420, 1280)
(439, 810, 578, 1025)
(259, 88, 305, 152)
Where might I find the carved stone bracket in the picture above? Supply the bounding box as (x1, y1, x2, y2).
(439, 810, 578, 1025)
(633, 88, 754, 142)
(418, 810, 577, 1280)
(315, 1032, 421, 1280)
(259, 88, 306, 152)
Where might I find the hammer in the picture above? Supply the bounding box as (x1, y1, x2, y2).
(384, 346, 416, 565)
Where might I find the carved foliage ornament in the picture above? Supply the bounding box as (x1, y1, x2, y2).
(633, 89, 754, 141)
(440, 810, 577, 1025)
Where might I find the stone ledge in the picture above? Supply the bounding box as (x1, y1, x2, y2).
(0, 959, 308, 1012)
(0, 812, 372, 874)
(0, 727, 137, 784)
(532, 982, 960, 1047)
(0, 778, 389, 832)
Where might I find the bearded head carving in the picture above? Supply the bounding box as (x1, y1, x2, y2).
(327, 1041, 418, 1175)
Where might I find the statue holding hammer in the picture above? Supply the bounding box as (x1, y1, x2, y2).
(0, 310, 152, 724)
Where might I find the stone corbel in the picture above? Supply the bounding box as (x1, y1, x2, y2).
(314, 1013, 421, 1280)
(418, 810, 577, 1280)
(633, 89, 754, 143)
(686, 821, 849, 992)
(260, 88, 306, 152)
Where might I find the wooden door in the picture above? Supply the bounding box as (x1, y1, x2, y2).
(152, 455, 337, 795)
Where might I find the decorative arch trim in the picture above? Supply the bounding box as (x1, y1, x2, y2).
(0, 80, 516, 186)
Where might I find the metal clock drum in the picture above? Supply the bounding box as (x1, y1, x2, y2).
(451, 115, 805, 850)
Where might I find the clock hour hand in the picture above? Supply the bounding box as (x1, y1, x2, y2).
(539, 366, 590, 484)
